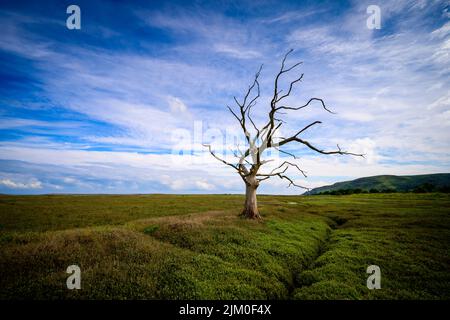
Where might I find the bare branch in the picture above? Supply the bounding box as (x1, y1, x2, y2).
(263, 50, 305, 147)
(231, 148, 252, 166)
(247, 77, 261, 135)
(256, 165, 288, 177)
(233, 96, 242, 108)
(273, 116, 286, 123)
(257, 169, 309, 190)
(282, 61, 303, 74)
(227, 105, 241, 123)
(276, 97, 335, 114)
(257, 161, 307, 178)
(245, 65, 263, 110)
(227, 65, 263, 146)
(278, 138, 364, 157)
(260, 159, 274, 165)
(277, 174, 309, 189)
(275, 121, 322, 147)
(276, 147, 298, 159)
(276, 73, 304, 102)
(274, 161, 307, 177)
(203, 144, 239, 171)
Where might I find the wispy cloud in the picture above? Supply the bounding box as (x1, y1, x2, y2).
(0, 178, 42, 189)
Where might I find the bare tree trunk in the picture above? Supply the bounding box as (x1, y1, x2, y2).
(242, 178, 261, 219)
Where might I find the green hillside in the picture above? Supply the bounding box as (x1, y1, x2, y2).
(305, 173, 450, 195)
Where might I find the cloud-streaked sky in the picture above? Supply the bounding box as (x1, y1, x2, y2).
(0, 0, 449, 194)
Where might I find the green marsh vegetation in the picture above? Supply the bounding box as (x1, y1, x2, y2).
(0, 193, 449, 299)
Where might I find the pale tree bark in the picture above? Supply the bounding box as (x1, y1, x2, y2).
(243, 175, 260, 219)
(205, 50, 363, 219)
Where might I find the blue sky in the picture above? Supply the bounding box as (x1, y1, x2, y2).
(0, 0, 449, 194)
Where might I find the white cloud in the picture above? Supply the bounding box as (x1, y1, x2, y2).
(213, 44, 261, 59)
(0, 178, 42, 189)
(167, 96, 188, 113)
(431, 21, 450, 39)
(160, 175, 217, 191)
(338, 111, 374, 122)
(1, 141, 447, 195)
(63, 177, 78, 184)
(347, 138, 379, 165)
(195, 180, 215, 190)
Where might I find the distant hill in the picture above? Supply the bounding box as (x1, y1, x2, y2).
(305, 173, 450, 195)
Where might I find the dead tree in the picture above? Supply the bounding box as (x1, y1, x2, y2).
(204, 50, 363, 219)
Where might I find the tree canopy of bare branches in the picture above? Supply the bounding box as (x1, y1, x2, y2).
(204, 50, 363, 219)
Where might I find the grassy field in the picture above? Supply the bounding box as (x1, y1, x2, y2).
(0, 193, 449, 299)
